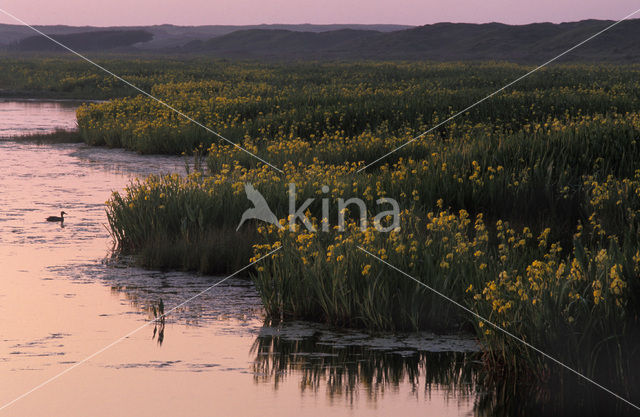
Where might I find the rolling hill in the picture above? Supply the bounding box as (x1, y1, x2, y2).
(10, 30, 154, 52)
(178, 20, 640, 62)
(1, 20, 638, 62)
(0, 23, 410, 50)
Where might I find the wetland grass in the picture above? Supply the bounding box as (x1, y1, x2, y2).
(91, 61, 640, 399)
(8, 128, 82, 144)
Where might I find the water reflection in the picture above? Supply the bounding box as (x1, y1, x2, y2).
(87, 257, 482, 396)
(94, 262, 640, 417)
(86, 256, 484, 413)
(0, 99, 79, 137)
(150, 299, 166, 346)
(251, 325, 479, 405)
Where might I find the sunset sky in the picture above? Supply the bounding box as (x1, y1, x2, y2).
(0, 0, 639, 26)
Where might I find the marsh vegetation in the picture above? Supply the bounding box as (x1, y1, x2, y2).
(4, 58, 639, 414)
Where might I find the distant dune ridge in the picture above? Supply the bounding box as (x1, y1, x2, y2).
(1, 19, 639, 61)
(10, 30, 154, 51)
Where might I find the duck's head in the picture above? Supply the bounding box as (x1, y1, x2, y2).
(61, 211, 67, 216)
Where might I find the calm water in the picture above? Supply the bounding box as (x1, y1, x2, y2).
(0, 101, 481, 416)
(0, 99, 79, 137)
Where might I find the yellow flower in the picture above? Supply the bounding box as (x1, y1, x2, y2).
(609, 264, 626, 296)
(592, 280, 603, 304)
(593, 289, 602, 304)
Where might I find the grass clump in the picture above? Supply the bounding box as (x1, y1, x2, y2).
(7, 128, 82, 144)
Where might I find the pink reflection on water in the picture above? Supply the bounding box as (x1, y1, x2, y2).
(0, 104, 476, 416)
(0, 100, 79, 137)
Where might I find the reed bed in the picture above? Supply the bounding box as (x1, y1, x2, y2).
(6, 128, 82, 144)
(96, 61, 640, 402)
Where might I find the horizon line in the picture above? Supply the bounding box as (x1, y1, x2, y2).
(1, 17, 638, 29)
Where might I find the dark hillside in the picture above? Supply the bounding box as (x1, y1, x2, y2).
(10, 30, 154, 52)
(179, 19, 640, 62)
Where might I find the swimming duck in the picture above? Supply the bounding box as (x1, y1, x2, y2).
(46, 211, 66, 222)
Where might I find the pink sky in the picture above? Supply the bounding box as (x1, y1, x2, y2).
(0, 0, 638, 26)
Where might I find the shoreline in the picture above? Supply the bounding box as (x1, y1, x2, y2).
(1, 128, 82, 143)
